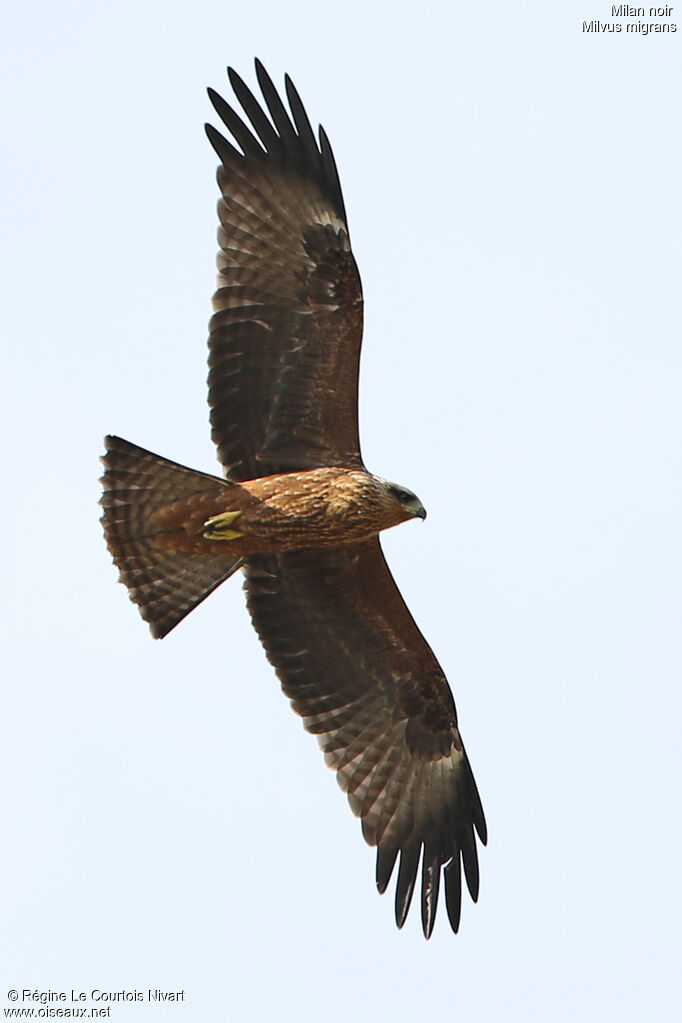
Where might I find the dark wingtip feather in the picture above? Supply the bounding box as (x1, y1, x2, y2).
(284, 73, 319, 164)
(421, 848, 441, 939)
(207, 87, 265, 159)
(476, 810, 488, 846)
(226, 65, 240, 89)
(461, 827, 480, 902)
(394, 843, 421, 929)
(468, 762, 488, 845)
(376, 845, 399, 895)
(227, 66, 281, 153)
(318, 124, 347, 223)
(444, 855, 462, 933)
(205, 122, 242, 164)
(253, 59, 298, 152)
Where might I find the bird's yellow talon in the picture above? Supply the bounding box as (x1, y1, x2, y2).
(203, 510, 244, 541)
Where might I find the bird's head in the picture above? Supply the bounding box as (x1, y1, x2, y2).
(381, 479, 427, 523)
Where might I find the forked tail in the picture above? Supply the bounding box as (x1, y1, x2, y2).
(100, 436, 243, 638)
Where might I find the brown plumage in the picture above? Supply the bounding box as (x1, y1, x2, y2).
(100, 60, 486, 938)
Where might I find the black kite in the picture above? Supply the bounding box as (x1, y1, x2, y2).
(100, 61, 486, 937)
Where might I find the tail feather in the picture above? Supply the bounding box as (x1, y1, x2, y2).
(100, 436, 243, 638)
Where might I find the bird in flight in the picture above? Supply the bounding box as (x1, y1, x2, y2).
(100, 60, 486, 937)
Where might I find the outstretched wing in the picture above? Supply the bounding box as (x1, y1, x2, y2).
(206, 61, 364, 482)
(243, 540, 487, 937)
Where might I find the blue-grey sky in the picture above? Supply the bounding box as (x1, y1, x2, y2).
(2, 1, 680, 1020)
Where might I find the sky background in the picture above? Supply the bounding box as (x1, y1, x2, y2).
(2, 1, 681, 1020)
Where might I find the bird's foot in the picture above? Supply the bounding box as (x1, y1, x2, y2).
(203, 509, 244, 541)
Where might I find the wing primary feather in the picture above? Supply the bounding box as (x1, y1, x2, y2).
(284, 73, 321, 166)
(421, 844, 442, 940)
(204, 122, 242, 165)
(318, 125, 347, 223)
(463, 755, 488, 845)
(253, 59, 299, 153)
(472, 782, 488, 845)
(207, 87, 265, 159)
(444, 851, 462, 933)
(461, 826, 481, 902)
(375, 844, 399, 895)
(226, 67, 282, 153)
(394, 842, 421, 929)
